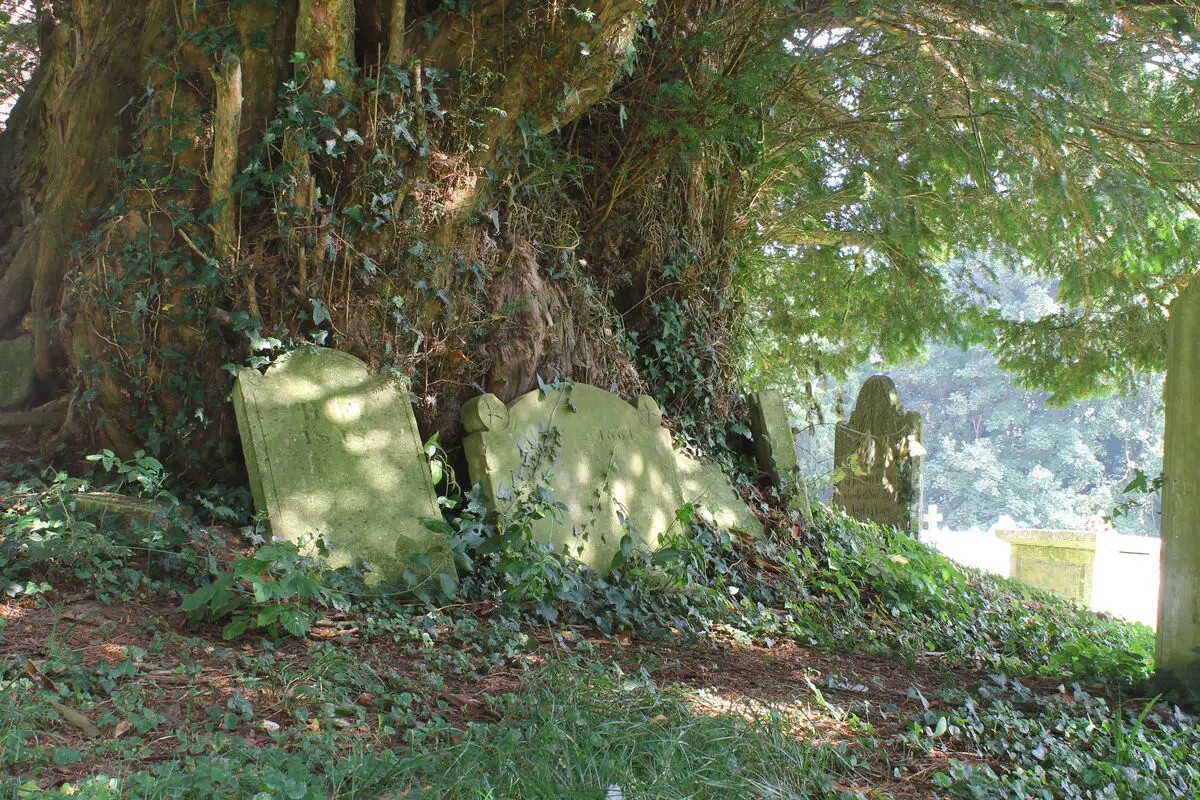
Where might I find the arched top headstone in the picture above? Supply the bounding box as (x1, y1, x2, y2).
(833, 374, 924, 531)
(463, 383, 682, 572)
(853, 375, 901, 418)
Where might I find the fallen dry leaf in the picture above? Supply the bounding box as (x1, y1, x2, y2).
(24, 660, 58, 693)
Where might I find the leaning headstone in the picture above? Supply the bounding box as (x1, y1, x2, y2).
(833, 375, 924, 530)
(993, 528, 1097, 604)
(674, 451, 763, 538)
(463, 384, 682, 572)
(748, 389, 798, 484)
(232, 347, 452, 582)
(0, 335, 34, 410)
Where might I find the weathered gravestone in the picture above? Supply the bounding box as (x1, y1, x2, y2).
(73, 492, 193, 525)
(462, 384, 682, 571)
(833, 375, 924, 530)
(232, 347, 453, 582)
(748, 389, 798, 484)
(674, 451, 763, 538)
(0, 335, 34, 410)
(993, 528, 1097, 604)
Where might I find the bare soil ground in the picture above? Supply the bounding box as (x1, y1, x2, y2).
(1, 585, 1081, 798)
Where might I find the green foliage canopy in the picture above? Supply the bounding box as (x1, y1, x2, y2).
(734, 1, 1199, 402)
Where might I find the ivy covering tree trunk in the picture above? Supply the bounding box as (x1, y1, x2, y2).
(0, 0, 669, 470)
(0, 0, 1196, 482)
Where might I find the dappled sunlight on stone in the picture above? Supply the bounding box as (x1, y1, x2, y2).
(233, 348, 454, 583)
(675, 451, 762, 536)
(463, 385, 683, 572)
(834, 376, 923, 531)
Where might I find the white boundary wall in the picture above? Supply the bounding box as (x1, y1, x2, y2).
(1090, 531, 1159, 628)
(920, 526, 1160, 628)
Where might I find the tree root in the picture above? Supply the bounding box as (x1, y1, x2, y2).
(0, 395, 68, 428)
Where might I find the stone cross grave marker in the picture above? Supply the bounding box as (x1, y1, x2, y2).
(233, 347, 453, 583)
(748, 389, 798, 484)
(922, 504, 943, 534)
(462, 384, 683, 572)
(833, 375, 924, 531)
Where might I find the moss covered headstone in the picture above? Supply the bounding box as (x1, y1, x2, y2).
(833, 375, 924, 531)
(994, 528, 1097, 604)
(748, 389, 798, 484)
(462, 384, 682, 572)
(232, 347, 453, 583)
(0, 335, 34, 410)
(674, 451, 763, 538)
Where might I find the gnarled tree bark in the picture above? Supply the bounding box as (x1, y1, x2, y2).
(0, 0, 673, 475)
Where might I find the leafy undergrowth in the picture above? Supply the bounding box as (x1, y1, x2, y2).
(2, 456, 1196, 799)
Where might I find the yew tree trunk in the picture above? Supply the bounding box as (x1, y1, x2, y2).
(0, 0, 750, 477)
(1157, 277, 1200, 686)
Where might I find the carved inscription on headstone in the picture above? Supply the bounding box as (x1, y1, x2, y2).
(232, 347, 452, 582)
(833, 375, 924, 530)
(462, 384, 683, 572)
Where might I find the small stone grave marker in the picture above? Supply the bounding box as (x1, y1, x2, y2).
(73, 492, 192, 525)
(833, 375, 924, 530)
(232, 347, 452, 582)
(463, 384, 682, 571)
(674, 451, 763, 538)
(993, 527, 1097, 604)
(748, 389, 798, 484)
(0, 335, 34, 410)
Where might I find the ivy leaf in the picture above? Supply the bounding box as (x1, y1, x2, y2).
(652, 547, 684, 565)
(310, 298, 330, 327)
(222, 616, 248, 640)
(53, 748, 84, 765)
(181, 581, 219, 612)
(610, 534, 635, 571)
(278, 608, 313, 637)
(421, 517, 455, 536)
(247, 330, 281, 352)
